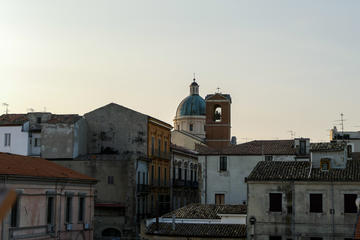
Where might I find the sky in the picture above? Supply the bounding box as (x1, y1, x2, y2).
(1, 0, 360, 142)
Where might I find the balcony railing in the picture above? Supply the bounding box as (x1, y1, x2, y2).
(173, 179, 199, 188)
(137, 184, 150, 194)
(149, 181, 170, 188)
(150, 152, 171, 160)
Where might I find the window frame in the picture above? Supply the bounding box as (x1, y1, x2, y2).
(215, 193, 225, 205)
(344, 193, 357, 213)
(269, 193, 282, 212)
(78, 194, 86, 223)
(309, 193, 323, 213)
(219, 156, 227, 171)
(4, 133, 11, 146)
(65, 194, 73, 223)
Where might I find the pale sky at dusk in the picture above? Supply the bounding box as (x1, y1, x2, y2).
(1, 0, 360, 142)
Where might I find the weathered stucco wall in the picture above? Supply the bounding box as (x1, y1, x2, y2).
(247, 181, 360, 239)
(85, 103, 148, 156)
(0, 178, 95, 240)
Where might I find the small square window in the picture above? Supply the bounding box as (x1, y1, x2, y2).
(215, 194, 225, 205)
(344, 194, 357, 213)
(219, 156, 227, 171)
(108, 176, 114, 184)
(189, 124, 193, 131)
(265, 155, 273, 161)
(310, 194, 322, 213)
(320, 158, 330, 171)
(269, 193, 282, 212)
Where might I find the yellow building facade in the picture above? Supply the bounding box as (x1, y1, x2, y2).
(147, 117, 172, 217)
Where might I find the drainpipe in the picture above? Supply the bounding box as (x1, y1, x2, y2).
(291, 181, 296, 240)
(331, 181, 335, 240)
(204, 156, 207, 204)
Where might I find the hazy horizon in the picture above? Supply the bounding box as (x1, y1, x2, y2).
(1, 0, 360, 143)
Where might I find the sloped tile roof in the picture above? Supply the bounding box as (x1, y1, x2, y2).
(146, 223, 246, 238)
(310, 142, 346, 152)
(197, 140, 295, 155)
(0, 153, 96, 182)
(47, 114, 82, 124)
(0, 114, 28, 126)
(162, 203, 246, 219)
(247, 159, 360, 182)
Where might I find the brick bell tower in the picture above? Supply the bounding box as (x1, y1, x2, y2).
(204, 91, 232, 149)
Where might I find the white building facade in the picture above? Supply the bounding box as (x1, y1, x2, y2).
(198, 139, 310, 205)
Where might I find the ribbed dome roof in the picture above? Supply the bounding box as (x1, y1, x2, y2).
(176, 94, 206, 117)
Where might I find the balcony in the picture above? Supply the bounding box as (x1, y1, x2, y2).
(150, 152, 171, 160)
(137, 184, 150, 194)
(149, 181, 170, 189)
(173, 179, 198, 188)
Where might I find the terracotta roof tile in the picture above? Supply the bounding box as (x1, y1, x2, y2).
(247, 160, 360, 182)
(146, 223, 246, 238)
(162, 203, 246, 219)
(0, 153, 96, 182)
(197, 140, 295, 155)
(46, 114, 81, 124)
(0, 114, 28, 126)
(310, 142, 346, 152)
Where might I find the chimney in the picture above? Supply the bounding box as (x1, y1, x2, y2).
(231, 136, 237, 145)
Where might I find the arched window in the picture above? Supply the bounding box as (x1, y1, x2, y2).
(214, 105, 222, 122)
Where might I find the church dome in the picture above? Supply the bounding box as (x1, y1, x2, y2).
(175, 79, 206, 117)
(176, 95, 206, 117)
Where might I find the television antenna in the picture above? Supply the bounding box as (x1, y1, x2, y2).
(333, 113, 346, 135)
(2, 103, 9, 114)
(288, 130, 296, 139)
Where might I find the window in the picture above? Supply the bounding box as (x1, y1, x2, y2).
(215, 194, 225, 205)
(347, 145, 353, 158)
(151, 166, 154, 184)
(151, 137, 155, 156)
(65, 196, 73, 223)
(78, 197, 85, 222)
(164, 168, 167, 186)
(34, 138, 40, 147)
(138, 172, 141, 185)
(300, 140, 306, 155)
(47, 196, 54, 224)
(219, 156, 227, 171)
(189, 124, 193, 131)
(190, 169, 193, 182)
(269, 193, 282, 212)
(4, 133, 11, 146)
(158, 166, 161, 185)
(265, 155, 273, 161)
(194, 169, 197, 182)
(310, 194, 322, 213)
(158, 139, 161, 156)
(344, 194, 357, 213)
(142, 172, 145, 185)
(310, 238, 322, 240)
(320, 158, 330, 171)
(107, 176, 114, 184)
(164, 141, 167, 154)
(10, 197, 19, 227)
(269, 237, 282, 240)
(214, 106, 222, 122)
(184, 168, 187, 182)
(178, 167, 182, 180)
(36, 117, 41, 123)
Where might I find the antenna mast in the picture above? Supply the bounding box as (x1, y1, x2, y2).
(2, 103, 9, 114)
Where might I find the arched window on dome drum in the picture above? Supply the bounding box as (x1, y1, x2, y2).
(214, 105, 222, 122)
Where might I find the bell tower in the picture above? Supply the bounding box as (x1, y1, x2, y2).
(204, 92, 232, 149)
